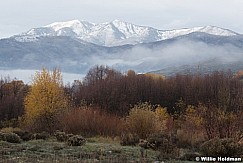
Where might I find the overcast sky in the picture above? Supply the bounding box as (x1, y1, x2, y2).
(0, 0, 243, 38)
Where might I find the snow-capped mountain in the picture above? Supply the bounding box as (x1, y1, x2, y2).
(13, 19, 239, 46)
(2, 19, 243, 83)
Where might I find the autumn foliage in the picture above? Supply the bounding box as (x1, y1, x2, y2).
(125, 102, 168, 139)
(62, 106, 124, 137)
(0, 65, 243, 158)
(23, 68, 68, 133)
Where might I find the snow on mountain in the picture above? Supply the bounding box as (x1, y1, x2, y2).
(159, 26, 238, 40)
(14, 19, 239, 46)
(45, 19, 94, 35)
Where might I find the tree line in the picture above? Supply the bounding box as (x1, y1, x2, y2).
(67, 66, 243, 116)
(1, 66, 242, 159)
(1, 65, 243, 134)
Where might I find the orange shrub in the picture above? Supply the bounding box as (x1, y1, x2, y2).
(62, 107, 124, 137)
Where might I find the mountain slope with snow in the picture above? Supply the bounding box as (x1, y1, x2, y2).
(2, 32, 243, 75)
(13, 20, 239, 46)
(2, 20, 243, 83)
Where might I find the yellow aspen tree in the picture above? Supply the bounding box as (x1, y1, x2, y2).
(24, 68, 68, 133)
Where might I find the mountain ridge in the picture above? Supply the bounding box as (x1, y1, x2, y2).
(1, 20, 243, 82)
(12, 19, 239, 46)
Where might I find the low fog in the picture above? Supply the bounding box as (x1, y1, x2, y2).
(1, 39, 243, 83)
(93, 39, 243, 73)
(0, 70, 84, 84)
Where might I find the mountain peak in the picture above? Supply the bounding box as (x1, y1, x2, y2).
(45, 20, 81, 30)
(44, 19, 94, 33)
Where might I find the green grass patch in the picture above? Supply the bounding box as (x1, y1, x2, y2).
(0, 137, 159, 162)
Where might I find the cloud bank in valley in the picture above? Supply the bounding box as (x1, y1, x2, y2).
(0, 70, 84, 84)
(1, 38, 243, 83)
(92, 39, 243, 73)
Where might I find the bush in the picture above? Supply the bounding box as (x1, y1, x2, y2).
(66, 134, 74, 138)
(200, 138, 242, 157)
(176, 129, 205, 149)
(67, 135, 86, 146)
(55, 131, 68, 142)
(13, 130, 33, 141)
(62, 107, 124, 137)
(3, 132, 21, 143)
(146, 133, 171, 150)
(126, 102, 163, 139)
(120, 133, 139, 146)
(22, 131, 33, 141)
(144, 133, 179, 160)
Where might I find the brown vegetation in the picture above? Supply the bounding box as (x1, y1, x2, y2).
(62, 106, 124, 137)
(1, 66, 243, 161)
(125, 102, 168, 139)
(0, 78, 28, 127)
